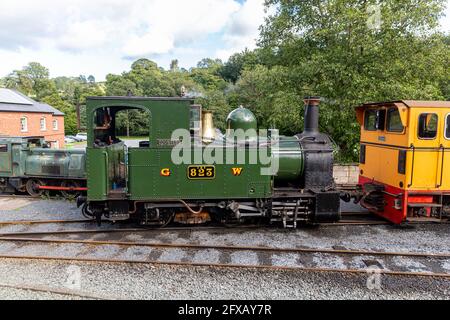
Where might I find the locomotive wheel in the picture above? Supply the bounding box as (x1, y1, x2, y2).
(60, 181, 81, 200)
(26, 179, 44, 197)
(81, 203, 95, 220)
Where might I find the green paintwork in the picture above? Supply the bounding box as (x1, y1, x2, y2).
(25, 149, 85, 177)
(274, 136, 305, 181)
(86, 148, 108, 199)
(0, 137, 85, 179)
(0, 142, 11, 173)
(226, 107, 258, 141)
(85, 97, 305, 202)
(127, 148, 272, 200)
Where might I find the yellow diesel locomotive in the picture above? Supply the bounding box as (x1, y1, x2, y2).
(356, 100, 450, 224)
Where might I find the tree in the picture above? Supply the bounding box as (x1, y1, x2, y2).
(229, 65, 302, 134)
(3, 62, 56, 100)
(42, 94, 78, 135)
(220, 49, 260, 83)
(189, 59, 227, 92)
(105, 74, 140, 96)
(87, 75, 96, 84)
(256, 0, 449, 161)
(197, 58, 223, 69)
(170, 59, 180, 72)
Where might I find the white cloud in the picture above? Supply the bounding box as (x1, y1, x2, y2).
(0, 0, 240, 57)
(0, 0, 246, 78)
(442, 2, 450, 32)
(0, 0, 447, 80)
(57, 20, 110, 51)
(123, 32, 174, 57)
(121, 0, 241, 57)
(215, 0, 270, 61)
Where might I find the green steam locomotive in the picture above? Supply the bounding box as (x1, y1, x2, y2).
(78, 96, 341, 227)
(0, 136, 86, 197)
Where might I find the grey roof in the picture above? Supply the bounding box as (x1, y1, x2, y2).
(0, 88, 64, 116)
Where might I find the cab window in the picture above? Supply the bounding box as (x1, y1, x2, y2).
(445, 114, 450, 140)
(386, 108, 404, 133)
(0, 144, 7, 152)
(418, 113, 438, 139)
(364, 109, 385, 131)
(364, 110, 377, 131)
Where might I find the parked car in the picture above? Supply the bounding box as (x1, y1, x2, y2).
(65, 136, 76, 144)
(67, 135, 84, 142)
(75, 133, 88, 141)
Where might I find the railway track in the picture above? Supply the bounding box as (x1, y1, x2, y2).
(0, 206, 447, 279)
(0, 240, 448, 279)
(0, 216, 438, 239)
(0, 229, 448, 279)
(0, 282, 115, 300)
(0, 235, 449, 259)
(0, 213, 389, 237)
(0, 219, 94, 226)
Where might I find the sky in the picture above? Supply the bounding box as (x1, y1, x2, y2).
(0, 0, 449, 81)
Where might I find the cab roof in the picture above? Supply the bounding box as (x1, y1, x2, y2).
(358, 100, 450, 109)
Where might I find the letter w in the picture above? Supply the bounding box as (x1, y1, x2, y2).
(232, 168, 243, 176)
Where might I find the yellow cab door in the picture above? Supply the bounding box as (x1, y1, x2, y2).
(409, 109, 442, 190)
(438, 111, 450, 190)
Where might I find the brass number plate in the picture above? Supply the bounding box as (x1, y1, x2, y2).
(188, 166, 215, 180)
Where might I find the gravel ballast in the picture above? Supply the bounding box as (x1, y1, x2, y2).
(0, 258, 448, 300)
(0, 198, 449, 300)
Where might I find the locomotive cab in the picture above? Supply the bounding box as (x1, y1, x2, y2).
(356, 100, 450, 224)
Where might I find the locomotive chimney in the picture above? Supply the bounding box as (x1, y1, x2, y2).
(303, 96, 321, 134)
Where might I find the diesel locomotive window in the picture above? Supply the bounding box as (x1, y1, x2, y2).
(0, 144, 7, 152)
(418, 113, 438, 139)
(446, 114, 450, 140)
(364, 109, 385, 131)
(387, 108, 405, 133)
(364, 110, 378, 131)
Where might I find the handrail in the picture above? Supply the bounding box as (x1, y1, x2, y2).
(408, 144, 415, 188)
(102, 151, 109, 195)
(438, 144, 445, 188)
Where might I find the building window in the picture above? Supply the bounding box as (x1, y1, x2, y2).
(40, 117, 46, 131)
(418, 113, 438, 139)
(20, 117, 28, 132)
(53, 119, 58, 131)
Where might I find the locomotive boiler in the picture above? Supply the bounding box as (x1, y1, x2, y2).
(79, 96, 341, 227)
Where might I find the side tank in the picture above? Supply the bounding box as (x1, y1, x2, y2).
(25, 149, 86, 178)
